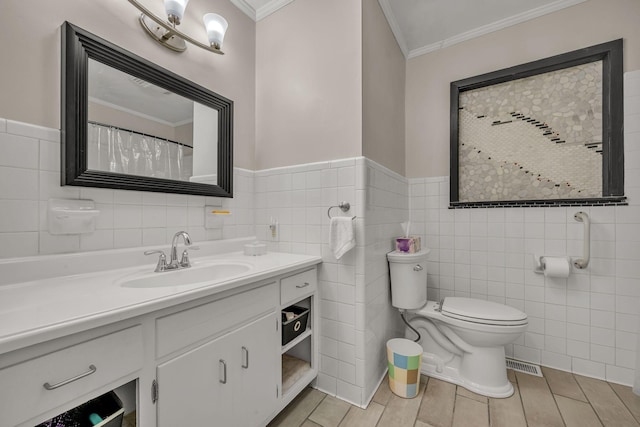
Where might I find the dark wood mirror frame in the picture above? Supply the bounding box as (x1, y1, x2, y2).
(61, 22, 233, 197)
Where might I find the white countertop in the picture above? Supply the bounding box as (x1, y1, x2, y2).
(0, 241, 321, 356)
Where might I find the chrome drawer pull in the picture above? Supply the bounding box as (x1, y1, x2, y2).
(296, 282, 310, 289)
(219, 359, 227, 384)
(43, 364, 97, 390)
(242, 346, 249, 369)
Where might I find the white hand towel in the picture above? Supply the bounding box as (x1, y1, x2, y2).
(330, 216, 355, 259)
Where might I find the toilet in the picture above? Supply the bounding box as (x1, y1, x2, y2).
(387, 249, 528, 398)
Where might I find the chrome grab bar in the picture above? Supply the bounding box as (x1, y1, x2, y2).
(573, 212, 590, 269)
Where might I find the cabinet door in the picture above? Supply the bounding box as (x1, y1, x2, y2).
(236, 312, 279, 427)
(156, 332, 235, 427)
(157, 312, 278, 427)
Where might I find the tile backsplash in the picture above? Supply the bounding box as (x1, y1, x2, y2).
(0, 118, 254, 258)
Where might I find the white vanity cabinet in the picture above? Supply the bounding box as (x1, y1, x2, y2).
(157, 312, 278, 427)
(0, 248, 320, 427)
(0, 325, 143, 427)
(152, 266, 319, 427)
(155, 281, 280, 427)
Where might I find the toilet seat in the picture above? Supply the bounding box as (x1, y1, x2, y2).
(441, 297, 528, 326)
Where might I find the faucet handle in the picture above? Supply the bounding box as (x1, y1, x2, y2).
(180, 246, 199, 268)
(145, 250, 168, 272)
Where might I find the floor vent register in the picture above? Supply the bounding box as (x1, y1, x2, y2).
(506, 358, 543, 377)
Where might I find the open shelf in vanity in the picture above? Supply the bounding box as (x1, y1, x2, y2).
(278, 271, 318, 400)
(281, 296, 314, 396)
(35, 380, 137, 427)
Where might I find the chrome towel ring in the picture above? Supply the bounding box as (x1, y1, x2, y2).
(327, 201, 355, 219)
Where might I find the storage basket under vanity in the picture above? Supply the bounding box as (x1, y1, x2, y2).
(36, 391, 124, 427)
(281, 305, 309, 345)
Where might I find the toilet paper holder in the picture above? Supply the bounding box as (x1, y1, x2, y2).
(533, 255, 545, 274)
(533, 255, 565, 273)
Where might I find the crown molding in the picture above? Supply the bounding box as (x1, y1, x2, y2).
(406, 0, 589, 59)
(228, 0, 295, 21)
(232, 0, 588, 56)
(377, 0, 409, 58)
(256, 0, 295, 20)
(231, 0, 256, 21)
(228, 0, 257, 21)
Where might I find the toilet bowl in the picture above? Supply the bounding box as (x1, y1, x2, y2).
(387, 250, 528, 398)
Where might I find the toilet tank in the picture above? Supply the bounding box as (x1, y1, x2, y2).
(387, 249, 430, 310)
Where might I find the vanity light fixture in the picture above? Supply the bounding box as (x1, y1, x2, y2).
(127, 0, 228, 55)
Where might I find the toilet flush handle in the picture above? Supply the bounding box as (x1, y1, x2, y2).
(413, 264, 423, 272)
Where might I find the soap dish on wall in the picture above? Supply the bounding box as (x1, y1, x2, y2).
(205, 206, 231, 230)
(48, 199, 100, 235)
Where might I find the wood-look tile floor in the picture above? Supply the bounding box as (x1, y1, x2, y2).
(268, 367, 640, 427)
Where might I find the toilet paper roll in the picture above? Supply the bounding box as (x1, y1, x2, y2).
(542, 256, 570, 278)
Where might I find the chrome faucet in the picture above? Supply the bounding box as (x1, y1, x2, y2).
(169, 231, 192, 269)
(144, 231, 195, 272)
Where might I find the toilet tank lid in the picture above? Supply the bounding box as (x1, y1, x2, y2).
(387, 249, 430, 263)
(442, 297, 527, 322)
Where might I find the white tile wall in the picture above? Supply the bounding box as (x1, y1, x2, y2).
(252, 157, 408, 406)
(252, 157, 365, 404)
(361, 160, 409, 404)
(408, 71, 640, 386)
(0, 119, 254, 258)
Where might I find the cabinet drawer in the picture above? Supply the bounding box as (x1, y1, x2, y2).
(0, 325, 143, 427)
(156, 282, 278, 358)
(281, 268, 317, 305)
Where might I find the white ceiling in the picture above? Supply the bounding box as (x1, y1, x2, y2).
(88, 59, 194, 126)
(230, 0, 588, 58)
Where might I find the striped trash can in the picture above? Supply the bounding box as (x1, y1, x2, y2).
(387, 338, 423, 398)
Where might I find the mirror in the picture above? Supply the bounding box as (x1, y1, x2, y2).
(62, 22, 233, 197)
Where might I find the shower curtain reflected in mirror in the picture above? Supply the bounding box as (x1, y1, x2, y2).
(87, 122, 193, 181)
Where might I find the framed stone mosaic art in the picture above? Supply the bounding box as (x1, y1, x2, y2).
(450, 39, 624, 208)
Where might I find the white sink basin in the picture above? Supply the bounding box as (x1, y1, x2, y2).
(120, 261, 253, 288)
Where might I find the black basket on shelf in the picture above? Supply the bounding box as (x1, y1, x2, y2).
(282, 305, 309, 345)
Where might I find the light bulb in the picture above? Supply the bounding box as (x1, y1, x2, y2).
(165, 0, 189, 25)
(203, 13, 228, 50)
